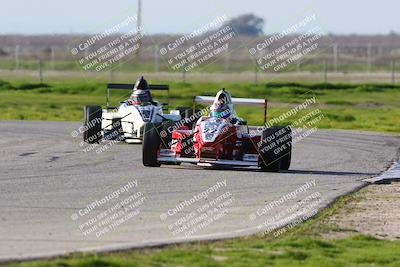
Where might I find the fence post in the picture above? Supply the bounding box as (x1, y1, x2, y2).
(391, 60, 396, 84)
(224, 52, 230, 73)
(323, 59, 327, 83)
(254, 65, 258, 84)
(296, 59, 301, 72)
(15, 45, 20, 71)
(367, 43, 372, 73)
(154, 44, 159, 72)
(51, 46, 55, 70)
(109, 69, 114, 82)
(182, 69, 186, 83)
(38, 59, 43, 83)
(333, 43, 338, 72)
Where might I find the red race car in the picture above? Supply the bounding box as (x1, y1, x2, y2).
(142, 89, 292, 172)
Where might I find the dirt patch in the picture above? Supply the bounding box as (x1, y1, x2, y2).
(323, 182, 400, 240)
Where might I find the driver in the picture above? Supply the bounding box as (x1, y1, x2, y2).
(210, 90, 241, 125)
(210, 100, 231, 119)
(128, 76, 154, 105)
(129, 90, 152, 105)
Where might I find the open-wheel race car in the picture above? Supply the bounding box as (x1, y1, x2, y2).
(82, 77, 182, 144)
(142, 89, 292, 172)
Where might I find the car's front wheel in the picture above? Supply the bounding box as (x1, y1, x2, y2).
(258, 126, 292, 172)
(83, 106, 102, 144)
(143, 123, 162, 167)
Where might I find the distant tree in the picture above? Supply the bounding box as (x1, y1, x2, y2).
(0, 48, 7, 56)
(224, 14, 265, 37)
(43, 46, 52, 54)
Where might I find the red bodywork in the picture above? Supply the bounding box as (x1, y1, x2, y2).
(169, 117, 260, 163)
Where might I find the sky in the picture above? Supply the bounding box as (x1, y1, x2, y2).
(0, 0, 398, 35)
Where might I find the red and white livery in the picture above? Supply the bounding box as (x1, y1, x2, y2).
(142, 89, 292, 172)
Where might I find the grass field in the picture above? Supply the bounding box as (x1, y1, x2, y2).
(0, 79, 399, 266)
(0, 79, 399, 133)
(5, 187, 400, 267)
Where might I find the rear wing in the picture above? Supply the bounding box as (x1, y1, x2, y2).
(106, 83, 169, 108)
(193, 95, 268, 125)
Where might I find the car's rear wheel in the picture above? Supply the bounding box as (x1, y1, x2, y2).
(280, 143, 292, 171)
(143, 123, 162, 167)
(160, 120, 184, 165)
(184, 108, 201, 128)
(259, 126, 292, 172)
(160, 120, 175, 149)
(175, 106, 191, 120)
(83, 106, 102, 144)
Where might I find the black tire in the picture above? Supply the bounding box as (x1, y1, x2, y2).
(184, 108, 201, 119)
(184, 108, 201, 128)
(143, 123, 162, 167)
(160, 120, 175, 149)
(280, 127, 292, 171)
(280, 151, 291, 170)
(175, 106, 191, 120)
(258, 126, 292, 172)
(83, 106, 102, 144)
(160, 120, 184, 165)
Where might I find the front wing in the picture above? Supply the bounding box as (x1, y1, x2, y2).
(158, 149, 259, 167)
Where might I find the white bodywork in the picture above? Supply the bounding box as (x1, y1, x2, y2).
(101, 102, 180, 142)
(194, 90, 267, 125)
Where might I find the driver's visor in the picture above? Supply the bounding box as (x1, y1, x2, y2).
(131, 95, 150, 104)
(211, 110, 230, 118)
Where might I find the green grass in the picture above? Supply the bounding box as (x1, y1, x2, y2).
(1, 79, 399, 265)
(5, 188, 400, 267)
(0, 80, 400, 133)
(6, 237, 400, 267)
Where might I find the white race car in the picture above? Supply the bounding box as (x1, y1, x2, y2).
(83, 77, 182, 144)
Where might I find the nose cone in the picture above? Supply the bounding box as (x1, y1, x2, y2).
(200, 118, 229, 143)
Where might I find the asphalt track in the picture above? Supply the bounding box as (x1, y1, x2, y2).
(0, 121, 399, 262)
